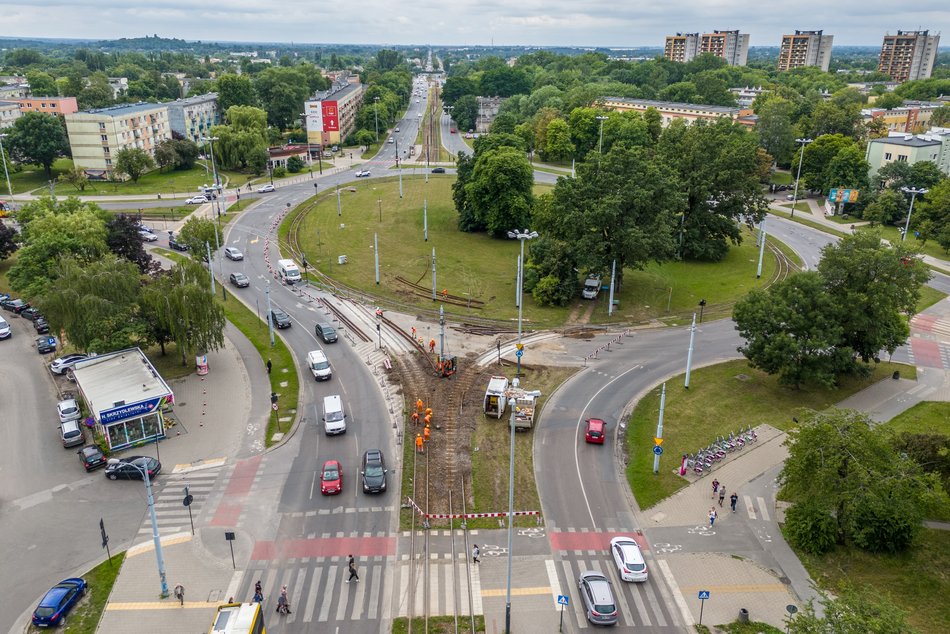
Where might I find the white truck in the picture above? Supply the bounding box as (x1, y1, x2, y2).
(483, 376, 509, 419)
(582, 275, 602, 300)
(508, 378, 542, 431)
(277, 259, 301, 285)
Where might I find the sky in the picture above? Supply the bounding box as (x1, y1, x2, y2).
(0, 0, 947, 48)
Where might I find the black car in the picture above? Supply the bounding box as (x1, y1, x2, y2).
(169, 238, 189, 251)
(229, 272, 250, 288)
(361, 449, 388, 493)
(1, 297, 30, 313)
(270, 309, 291, 329)
(34, 317, 50, 334)
(35, 335, 57, 354)
(431, 167, 446, 174)
(20, 307, 43, 322)
(78, 445, 107, 471)
(104, 456, 161, 480)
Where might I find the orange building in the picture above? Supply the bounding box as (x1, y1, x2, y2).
(12, 96, 78, 116)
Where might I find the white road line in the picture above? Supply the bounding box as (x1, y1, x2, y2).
(757, 496, 771, 521)
(545, 559, 561, 607)
(643, 577, 668, 626)
(334, 567, 351, 621)
(286, 567, 307, 624)
(743, 495, 757, 519)
(629, 580, 652, 627)
(656, 559, 693, 626)
(303, 567, 323, 622)
(350, 563, 369, 619)
(429, 560, 440, 617)
(318, 565, 338, 621)
(595, 559, 635, 626)
(561, 559, 588, 628)
(470, 559, 483, 614)
(224, 570, 244, 606)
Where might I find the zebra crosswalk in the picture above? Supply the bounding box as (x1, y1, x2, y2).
(135, 464, 223, 541)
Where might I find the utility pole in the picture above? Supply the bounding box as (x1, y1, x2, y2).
(508, 230, 539, 377)
(373, 96, 380, 142)
(901, 186, 928, 241)
(685, 314, 697, 389)
(265, 280, 275, 347)
(423, 200, 428, 242)
(431, 248, 437, 301)
(439, 304, 445, 366)
(653, 383, 666, 474)
(336, 187, 342, 217)
(374, 232, 380, 285)
(607, 259, 616, 317)
(789, 138, 812, 219)
(756, 218, 767, 279)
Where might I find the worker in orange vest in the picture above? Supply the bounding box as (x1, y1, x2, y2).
(411, 326, 416, 340)
(423, 425, 431, 442)
(423, 413, 431, 427)
(415, 434, 424, 453)
(442, 288, 448, 299)
(416, 398, 424, 414)
(425, 407, 432, 417)
(411, 411, 419, 425)
(429, 339, 436, 353)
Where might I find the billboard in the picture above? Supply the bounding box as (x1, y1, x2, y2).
(304, 101, 323, 144)
(828, 188, 859, 203)
(321, 100, 339, 132)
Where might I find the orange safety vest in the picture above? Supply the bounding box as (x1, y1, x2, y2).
(423, 426, 431, 441)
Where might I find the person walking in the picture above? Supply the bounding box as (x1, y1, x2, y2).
(708, 508, 717, 527)
(711, 479, 720, 498)
(276, 584, 291, 614)
(253, 580, 263, 603)
(730, 492, 739, 513)
(266, 359, 272, 375)
(174, 583, 184, 606)
(472, 544, 480, 564)
(718, 485, 726, 507)
(346, 554, 360, 583)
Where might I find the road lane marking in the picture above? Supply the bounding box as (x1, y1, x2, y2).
(656, 558, 692, 626)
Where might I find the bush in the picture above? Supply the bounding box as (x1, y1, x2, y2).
(848, 491, 920, 553)
(287, 155, 305, 173)
(273, 166, 287, 178)
(784, 499, 838, 555)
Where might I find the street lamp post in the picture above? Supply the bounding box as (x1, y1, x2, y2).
(789, 138, 812, 219)
(507, 229, 539, 377)
(596, 115, 609, 156)
(0, 133, 13, 209)
(118, 459, 168, 598)
(505, 396, 517, 634)
(299, 112, 312, 170)
(373, 97, 380, 143)
(900, 186, 928, 241)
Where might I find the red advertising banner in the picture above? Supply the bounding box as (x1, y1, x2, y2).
(322, 101, 339, 132)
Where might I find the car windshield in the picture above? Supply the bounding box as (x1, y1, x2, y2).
(365, 463, 384, 477)
(313, 360, 329, 370)
(323, 466, 338, 479)
(326, 411, 343, 422)
(34, 606, 56, 617)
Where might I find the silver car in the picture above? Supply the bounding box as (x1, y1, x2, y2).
(610, 536, 648, 582)
(57, 399, 81, 423)
(224, 247, 244, 261)
(578, 571, 618, 626)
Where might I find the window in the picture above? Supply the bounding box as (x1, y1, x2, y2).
(101, 135, 108, 142)
(897, 155, 907, 162)
(105, 158, 112, 166)
(884, 152, 892, 160)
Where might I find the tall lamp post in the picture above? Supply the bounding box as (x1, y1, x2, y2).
(789, 137, 812, 219)
(900, 186, 928, 241)
(595, 115, 609, 155)
(373, 97, 380, 142)
(202, 136, 221, 219)
(507, 229, 539, 377)
(299, 112, 313, 170)
(504, 396, 517, 634)
(118, 458, 168, 598)
(0, 133, 13, 209)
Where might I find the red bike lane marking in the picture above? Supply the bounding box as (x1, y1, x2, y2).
(911, 314, 937, 333)
(549, 531, 650, 552)
(209, 455, 263, 526)
(250, 535, 396, 561)
(911, 338, 943, 368)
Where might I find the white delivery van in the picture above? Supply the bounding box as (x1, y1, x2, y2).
(582, 275, 602, 300)
(483, 375, 509, 419)
(307, 350, 332, 381)
(277, 259, 301, 284)
(323, 394, 346, 435)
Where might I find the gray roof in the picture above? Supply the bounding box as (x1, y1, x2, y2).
(166, 92, 218, 107)
(72, 348, 173, 420)
(602, 97, 739, 115)
(870, 136, 941, 148)
(76, 101, 168, 117)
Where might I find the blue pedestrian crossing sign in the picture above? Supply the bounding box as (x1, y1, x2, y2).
(698, 590, 710, 600)
(653, 445, 663, 455)
(557, 594, 569, 606)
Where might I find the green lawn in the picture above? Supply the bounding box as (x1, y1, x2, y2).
(770, 171, 793, 185)
(54, 165, 225, 197)
(884, 401, 950, 435)
(285, 177, 781, 327)
(392, 615, 486, 633)
(51, 551, 126, 633)
(6, 158, 74, 194)
(917, 285, 947, 312)
(626, 359, 917, 509)
(857, 223, 950, 260)
(797, 528, 950, 633)
(768, 208, 850, 238)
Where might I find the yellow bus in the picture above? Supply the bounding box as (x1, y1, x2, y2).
(209, 602, 265, 634)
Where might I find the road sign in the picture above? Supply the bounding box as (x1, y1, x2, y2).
(515, 349, 523, 358)
(653, 445, 663, 456)
(557, 595, 569, 606)
(698, 590, 710, 600)
(654, 437, 664, 446)
(272, 403, 278, 411)
(47, 337, 56, 347)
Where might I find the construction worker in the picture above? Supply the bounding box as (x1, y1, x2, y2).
(442, 288, 448, 300)
(429, 339, 436, 353)
(437, 359, 443, 374)
(423, 424, 431, 442)
(411, 411, 419, 426)
(415, 433, 424, 453)
(416, 398, 424, 414)
(411, 326, 416, 340)
(423, 413, 431, 427)
(425, 407, 432, 417)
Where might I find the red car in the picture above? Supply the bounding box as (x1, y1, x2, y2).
(320, 459, 343, 495)
(585, 418, 606, 444)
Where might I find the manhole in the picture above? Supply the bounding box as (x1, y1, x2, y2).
(735, 374, 751, 381)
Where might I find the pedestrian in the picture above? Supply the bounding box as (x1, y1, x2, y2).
(174, 583, 184, 606)
(709, 508, 717, 527)
(266, 359, 272, 374)
(730, 492, 738, 513)
(429, 338, 436, 353)
(711, 479, 720, 498)
(411, 326, 416, 340)
(416, 398, 424, 414)
(276, 584, 291, 614)
(718, 486, 726, 507)
(346, 555, 360, 583)
(228, 596, 234, 603)
(472, 544, 480, 564)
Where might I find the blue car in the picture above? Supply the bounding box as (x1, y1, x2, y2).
(32, 577, 86, 627)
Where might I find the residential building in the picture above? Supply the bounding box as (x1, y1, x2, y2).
(11, 96, 78, 116)
(304, 78, 365, 148)
(878, 30, 940, 83)
(865, 129, 950, 177)
(778, 30, 834, 72)
(0, 101, 22, 129)
(165, 92, 219, 145)
(861, 101, 946, 134)
(65, 102, 171, 179)
(730, 86, 768, 108)
(600, 97, 754, 128)
(0, 83, 30, 100)
(476, 96, 505, 133)
(107, 77, 129, 99)
(664, 33, 700, 63)
(700, 30, 750, 66)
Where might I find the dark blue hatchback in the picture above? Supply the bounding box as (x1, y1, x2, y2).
(32, 577, 86, 627)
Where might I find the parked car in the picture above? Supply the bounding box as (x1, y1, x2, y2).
(0, 317, 11, 340)
(57, 398, 81, 423)
(320, 459, 343, 495)
(60, 419, 84, 448)
(50, 353, 90, 375)
(169, 237, 189, 251)
(36, 336, 57, 354)
(1, 297, 30, 313)
(355, 170, 371, 177)
(269, 309, 291, 329)
(431, 167, 446, 174)
(185, 195, 210, 205)
(450, 128, 457, 133)
(31, 578, 87, 627)
(577, 571, 619, 626)
(229, 272, 250, 288)
(34, 317, 50, 334)
(610, 536, 648, 582)
(224, 247, 244, 261)
(585, 418, 606, 444)
(104, 456, 161, 480)
(257, 184, 276, 193)
(20, 307, 43, 321)
(138, 229, 159, 242)
(78, 445, 107, 471)
(361, 449, 388, 493)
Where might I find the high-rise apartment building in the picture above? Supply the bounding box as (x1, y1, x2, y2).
(65, 102, 171, 178)
(166, 93, 219, 145)
(878, 30, 940, 83)
(664, 33, 700, 63)
(700, 30, 750, 66)
(778, 30, 834, 72)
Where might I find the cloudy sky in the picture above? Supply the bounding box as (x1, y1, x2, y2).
(0, 0, 947, 47)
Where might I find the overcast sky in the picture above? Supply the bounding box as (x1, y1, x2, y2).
(0, 1, 947, 48)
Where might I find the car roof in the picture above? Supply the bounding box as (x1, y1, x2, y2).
(587, 418, 605, 427)
(323, 459, 341, 471)
(81, 445, 102, 455)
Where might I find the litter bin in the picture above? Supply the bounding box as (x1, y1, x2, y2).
(893, 371, 900, 380)
(738, 608, 749, 623)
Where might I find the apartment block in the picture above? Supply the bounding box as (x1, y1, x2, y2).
(865, 129, 950, 177)
(0, 101, 22, 129)
(778, 30, 834, 72)
(664, 33, 700, 63)
(700, 30, 750, 66)
(862, 101, 946, 134)
(165, 93, 219, 145)
(878, 30, 940, 83)
(65, 102, 171, 178)
(11, 96, 78, 116)
(0, 83, 30, 100)
(600, 97, 755, 128)
(304, 78, 365, 148)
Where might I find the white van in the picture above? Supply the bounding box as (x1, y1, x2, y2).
(323, 394, 346, 435)
(307, 350, 332, 381)
(277, 259, 301, 285)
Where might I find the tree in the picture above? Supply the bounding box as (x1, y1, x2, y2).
(817, 231, 930, 363)
(781, 409, 945, 554)
(6, 111, 69, 179)
(253, 67, 311, 128)
(755, 97, 796, 166)
(154, 141, 178, 171)
(874, 92, 904, 110)
(35, 256, 144, 352)
(25, 71, 57, 97)
(787, 587, 917, 634)
(57, 166, 90, 192)
(733, 272, 850, 388)
(177, 217, 221, 261)
(441, 76, 478, 106)
(0, 223, 18, 261)
(113, 148, 155, 183)
(286, 155, 305, 173)
(932, 104, 950, 127)
(215, 74, 256, 111)
(915, 177, 950, 253)
(375, 49, 401, 72)
(800, 134, 857, 193)
(480, 67, 531, 98)
(106, 214, 154, 273)
(461, 146, 534, 237)
(824, 145, 870, 192)
(863, 189, 905, 226)
(452, 95, 479, 133)
(542, 118, 574, 162)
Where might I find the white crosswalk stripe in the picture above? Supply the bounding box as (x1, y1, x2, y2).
(396, 559, 481, 617)
(135, 466, 224, 541)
